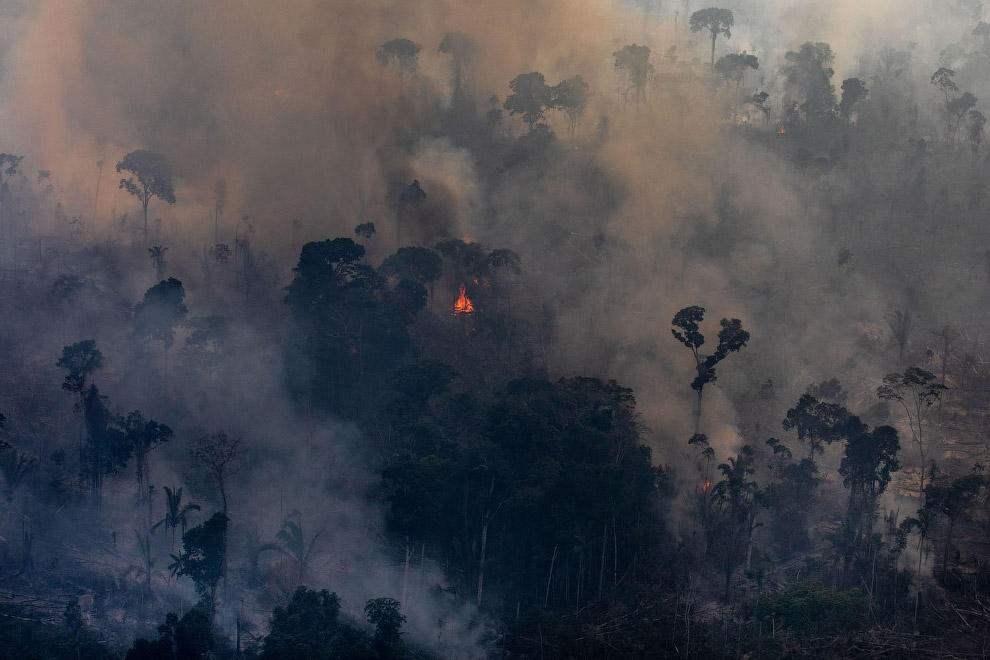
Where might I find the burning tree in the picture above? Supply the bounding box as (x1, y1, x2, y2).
(671, 305, 750, 433)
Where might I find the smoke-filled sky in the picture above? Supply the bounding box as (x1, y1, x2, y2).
(2, 1, 990, 649)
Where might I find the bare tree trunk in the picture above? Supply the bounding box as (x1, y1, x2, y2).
(598, 523, 607, 600)
(477, 518, 489, 607)
(544, 545, 558, 609)
(402, 538, 411, 608)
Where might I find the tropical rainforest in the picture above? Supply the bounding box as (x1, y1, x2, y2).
(1, 1, 990, 658)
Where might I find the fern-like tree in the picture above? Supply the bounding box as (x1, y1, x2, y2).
(152, 486, 200, 552)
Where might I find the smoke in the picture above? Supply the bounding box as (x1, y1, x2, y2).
(1, 0, 988, 651)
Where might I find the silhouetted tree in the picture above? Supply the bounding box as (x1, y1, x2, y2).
(839, 77, 868, 121)
(925, 474, 983, 582)
(551, 75, 590, 137)
(376, 38, 421, 92)
(690, 8, 734, 66)
(438, 31, 475, 103)
(613, 45, 654, 102)
(176, 512, 228, 620)
(116, 150, 176, 245)
(878, 367, 946, 498)
(134, 278, 188, 389)
(671, 306, 750, 433)
(782, 42, 837, 122)
(504, 72, 553, 129)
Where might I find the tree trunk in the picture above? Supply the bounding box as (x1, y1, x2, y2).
(401, 538, 411, 608)
(477, 518, 489, 607)
(544, 545, 558, 608)
(598, 523, 607, 600)
(710, 31, 717, 66)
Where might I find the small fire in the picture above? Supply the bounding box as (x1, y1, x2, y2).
(778, 125, 787, 135)
(702, 481, 711, 492)
(453, 283, 475, 315)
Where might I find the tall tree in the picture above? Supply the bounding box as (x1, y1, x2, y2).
(504, 72, 553, 129)
(782, 393, 851, 464)
(925, 474, 983, 582)
(839, 77, 869, 121)
(376, 38, 421, 93)
(192, 430, 245, 516)
(551, 75, 590, 138)
(152, 486, 200, 552)
(123, 411, 173, 511)
(176, 512, 228, 620)
(782, 42, 837, 122)
(839, 420, 900, 534)
(877, 367, 946, 498)
(689, 8, 734, 66)
(213, 178, 226, 243)
(438, 31, 475, 103)
(134, 277, 188, 389)
(116, 150, 176, 245)
(613, 45, 654, 102)
(671, 306, 750, 433)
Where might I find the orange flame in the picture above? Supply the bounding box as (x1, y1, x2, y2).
(702, 481, 711, 492)
(778, 125, 786, 134)
(453, 283, 475, 315)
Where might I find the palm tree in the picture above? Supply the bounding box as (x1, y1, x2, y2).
(152, 486, 200, 551)
(148, 245, 168, 280)
(260, 512, 323, 589)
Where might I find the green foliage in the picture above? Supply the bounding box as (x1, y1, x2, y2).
(757, 579, 866, 637)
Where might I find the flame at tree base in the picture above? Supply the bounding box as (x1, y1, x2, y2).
(453, 283, 475, 315)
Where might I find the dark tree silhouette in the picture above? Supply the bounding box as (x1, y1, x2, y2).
(671, 306, 750, 433)
(613, 44, 654, 102)
(116, 150, 176, 245)
(376, 38, 421, 92)
(690, 8, 734, 66)
(504, 72, 553, 129)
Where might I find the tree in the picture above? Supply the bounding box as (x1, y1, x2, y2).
(839, 77, 868, 121)
(152, 486, 200, 552)
(0, 447, 36, 502)
(261, 512, 323, 591)
(712, 446, 760, 599)
(925, 474, 983, 582)
(123, 410, 173, 518)
(176, 512, 228, 620)
(135, 278, 188, 389)
(117, 150, 176, 245)
(0, 153, 23, 244)
(930, 67, 959, 104)
(782, 42, 837, 122)
(379, 246, 443, 304)
(57, 340, 104, 396)
(782, 393, 851, 464)
(80, 385, 130, 508)
(839, 420, 900, 533)
(365, 597, 407, 659)
(213, 178, 226, 243)
(438, 31, 475, 103)
(946, 92, 977, 148)
(671, 306, 750, 433)
(689, 8, 734, 66)
(504, 72, 553, 129)
(393, 180, 426, 251)
(192, 430, 245, 515)
(968, 109, 986, 156)
(715, 53, 758, 117)
(376, 38, 421, 92)
(551, 75, 590, 138)
(749, 91, 772, 125)
(148, 245, 168, 280)
(613, 45, 654, 102)
(887, 310, 914, 362)
(877, 367, 946, 498)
